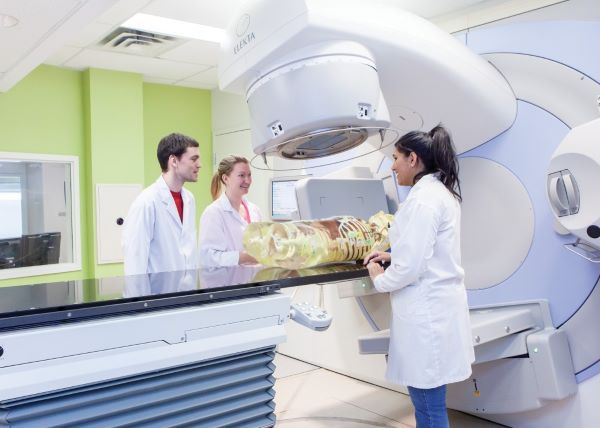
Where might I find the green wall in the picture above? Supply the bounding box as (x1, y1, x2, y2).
(143, 83, 213, 220)
(84, 69, 145, 279)
(0, 65, 212, 287)
(0, 65, 90, 286)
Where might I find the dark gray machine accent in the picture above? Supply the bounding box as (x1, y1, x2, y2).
(0, 347, 277, 427)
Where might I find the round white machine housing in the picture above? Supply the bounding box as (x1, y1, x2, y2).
(548, 118, 600, 249)
(245, 42, 390, 159)
(219, 0, 516, 159)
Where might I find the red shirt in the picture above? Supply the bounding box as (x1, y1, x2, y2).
(170, 191, 184, 222)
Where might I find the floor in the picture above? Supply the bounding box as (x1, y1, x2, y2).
(272, 353, 507, 428)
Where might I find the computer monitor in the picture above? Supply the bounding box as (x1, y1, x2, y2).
(269, 176, 309, 221)
(0, 237, 21, 269)
(20, 232, 61, 267)
(20, 234, 43, 267)
(44, 232, 61, 264)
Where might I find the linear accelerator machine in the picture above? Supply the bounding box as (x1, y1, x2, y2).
(0, 2, 597, 428)
(218, 1, 600, 427)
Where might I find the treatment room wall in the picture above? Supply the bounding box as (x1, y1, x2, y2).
(143, 83, 212, 215)
(0, 65, 88, 286)
(83, 68, 145, 280)
(0, 65, 213, 287)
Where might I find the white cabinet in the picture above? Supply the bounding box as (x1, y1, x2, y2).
(96, 184, 142, 264)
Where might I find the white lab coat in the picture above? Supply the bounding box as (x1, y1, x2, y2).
(374, 173, 474, 389)
(122, 176, 198, 275)
(198, 193, 262, 267)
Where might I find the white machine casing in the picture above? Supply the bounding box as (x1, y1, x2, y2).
(548, 117, 600, 251)
(0, 294, 289, 401)
(219, 0, 517, 159)
(295, 177, 389, 220)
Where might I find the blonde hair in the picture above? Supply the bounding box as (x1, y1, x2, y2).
(211, 155, 249, 200)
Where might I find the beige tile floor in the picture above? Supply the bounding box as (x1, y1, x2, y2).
(273, 353, 507, 428)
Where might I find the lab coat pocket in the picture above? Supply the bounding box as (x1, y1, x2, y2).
(390, 285, 427, 319)
(388, 308, 438, 386)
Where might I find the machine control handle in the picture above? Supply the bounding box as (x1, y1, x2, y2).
(561, 171, 580, 214)
(547, 170, 579, 217)
(289, 303, 332, 331)
(548, 173, 569, 216)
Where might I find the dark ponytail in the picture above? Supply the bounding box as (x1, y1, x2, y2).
(395, 124, 462, 201)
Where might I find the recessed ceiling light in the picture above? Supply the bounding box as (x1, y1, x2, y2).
(0, 14, 19, 28)
(121, 13, 224, 43)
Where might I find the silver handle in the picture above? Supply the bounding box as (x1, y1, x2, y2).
(562, 172, 580, 214)
(548, 174, 569, 216)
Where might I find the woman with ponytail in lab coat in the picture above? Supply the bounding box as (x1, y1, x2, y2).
(364, 125, 474, 428)
(199, 155, 262, 267)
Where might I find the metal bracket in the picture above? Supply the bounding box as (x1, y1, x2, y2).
(564, 239, 600, 262)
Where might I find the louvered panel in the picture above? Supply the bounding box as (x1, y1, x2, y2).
(2, 353, 275, 421)
(98, 27, 186, 56)
(0, 347, 277, 427)
(5, 356, 274, 421)
(131, 394, 276, 428)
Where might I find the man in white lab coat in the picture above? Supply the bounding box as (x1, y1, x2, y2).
(122, 133, 201, 275)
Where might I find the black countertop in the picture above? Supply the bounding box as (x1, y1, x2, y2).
(0, 263, 369, 331)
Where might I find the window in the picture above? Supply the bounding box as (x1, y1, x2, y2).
(0, 153, 80, 279)
(0, 176, 23, 239)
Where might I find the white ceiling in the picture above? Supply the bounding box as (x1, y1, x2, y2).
(42, 0, 237, 90)
(0, 0, 581, 92)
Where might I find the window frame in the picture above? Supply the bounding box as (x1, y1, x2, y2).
(0, 152, 81, 280)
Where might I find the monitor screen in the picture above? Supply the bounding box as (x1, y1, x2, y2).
(270, 178, 302, 221)
(20, 232, 61, 267)
(0, 237, 21, 269)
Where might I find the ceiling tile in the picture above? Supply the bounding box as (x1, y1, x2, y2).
(177, 68, 218, 89)
(44, 46, 82, 66)
(66, 21, 115, 48)
(158, 40, 220, 66)
(64, 48, 211, 80)
(0, 0, 87, 72)
(0, 0, 119, 92)
(183, 67, 218, 84)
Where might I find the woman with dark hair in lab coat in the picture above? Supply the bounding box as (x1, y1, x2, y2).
(364, 125, 474, 428)
(199, 155, 262, 267)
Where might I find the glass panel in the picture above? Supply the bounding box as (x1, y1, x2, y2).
(0, 157, 76, 273)
(0, 263, 369, 329)
(0, 176, 23, 239)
